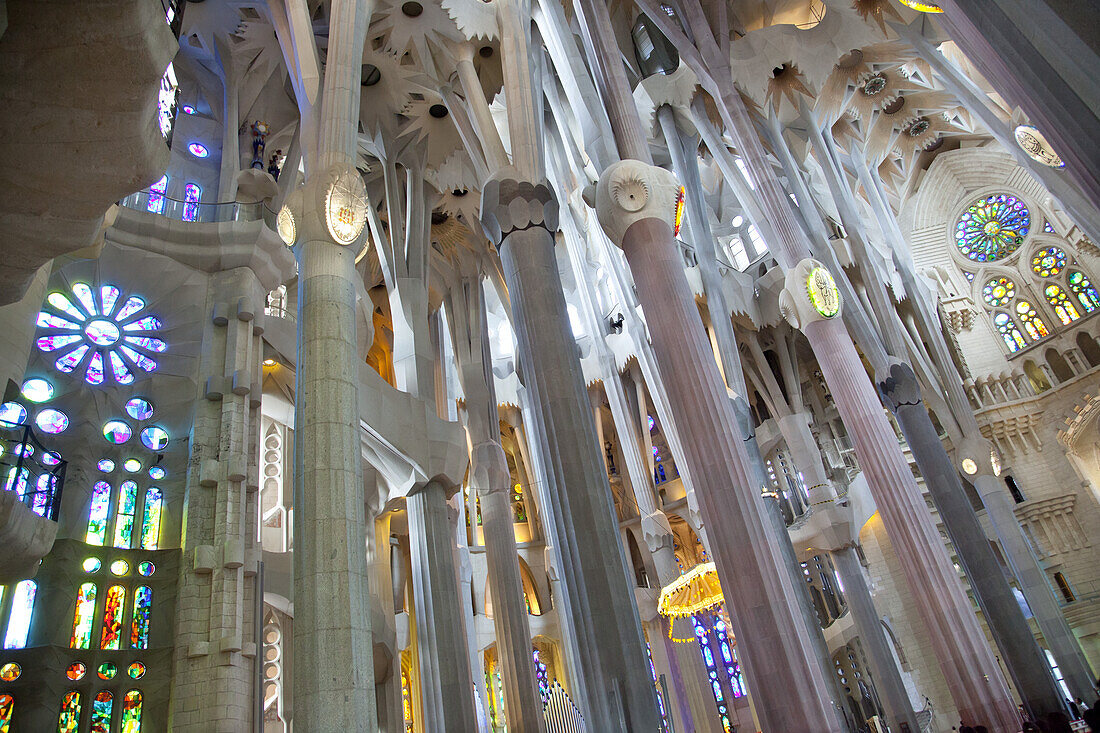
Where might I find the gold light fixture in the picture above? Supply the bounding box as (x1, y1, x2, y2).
(897, 0, 943, 12)
(657, 561, 725, 641)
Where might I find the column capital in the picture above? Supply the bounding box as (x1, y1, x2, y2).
(480, 168, 559, 247)
(640, 510, 675, 554)
(875, 360, 923, 413)
(277, 163, 369, 249)
(470, 439, 511, 495)
(593, 159, 682, 247)
(779, 258, 843, 329)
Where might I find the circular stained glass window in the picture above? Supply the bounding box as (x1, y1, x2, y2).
(0, 402, 27, 428)
(0, 663, 20, 682)
(110, 559, 130, 576)
(138, 561, 155, 576)
(97, 458, 115, 472)
(84, 318, 121, 346)
(127, 662, 146, 679)
(149, 466, 166, 480)
(125, 398, 154, 420)
(141, 426, 169, 450)
(954, 194, 1030, 262)
(1031, 247, 1066, 277)
(21, 378, 53, 403)
(97, 662, 117, 680)
(83, 558, 101, 573)
(103, 420, 132, 444)
(35, 408, 69, 434)
(41, 451, 62, 466)
(982, 277, 1016, 307)
(66, 662, 86, 681)
(124, 458, 142, 473)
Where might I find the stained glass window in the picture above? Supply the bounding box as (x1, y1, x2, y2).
(1031, 247, 1066, 277)
(140, 426, 169, 451)
(1068, 271, 1100, 312)
(713, 614, 745, 697)
(141, 488, 162, 550)
(91, 691, 113, 733)
(1044, 221, 1056, 233)
(4, 580, 36, 649)
(97, 662, 117, 680)
(121, 690, 142, 731)
(147, 175, 168, 215)
(104, 421, 132, 444)
(36, 409, 69, 434)
(954, 194, 1030, 262)
(87, 481, 111, 545)
(100, 585, 126, 650)
(35, 284, 164, 385)
(981, 276, 1015, 307)
(532, 648, 550, 703)
(692, 616, 733, 732)
(70, 582, 97, 649)
(127, 662, 145, 680)
(114, 481, 138, 548)
(183, 183, 201, 222)
(0, 402, 26, 427)
(21, 378, 53, 403)
(131, 586, 152, 649)
(1045, 284, 1081, 324)
(1016, 300, 1049, 341)
(0, 694, 11, 732)
(57, 691, 81, 733)
(993, 313, 1025, 352)
(125, 398, 154, 420)
(0, 664, 18, 682)
(66, 662, 86, 681)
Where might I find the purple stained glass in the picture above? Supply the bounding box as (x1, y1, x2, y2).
(119, 344, 157, 372)
(71, 283, 97, 316)
(124, 336, 167, 353)
(140, 426, 169, 450)
(35, 409, 69, 434)
(100, 286, 120, 317)
(183, 183, 201, 222)
(108, 351, 135, 384)
(125, 398, 154, 420)
(55, 344, 90, 373)
(122, 315, 162, 331)
(41, 451, 62, 466)
(37, 334, 82, 351)
(0, 402, 27, 427)
(115, 296, 146, 322)
(147, 175, 168, 215)
(36, 312, 79, 330)
(84, 319, 121, 346)
(97, 459, 115, 472)
(103, 421, 132, 444)
(85, 352, 105, 385)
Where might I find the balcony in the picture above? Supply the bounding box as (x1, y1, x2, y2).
(120, 189, 275, 225)
(0, 421, 66, 582)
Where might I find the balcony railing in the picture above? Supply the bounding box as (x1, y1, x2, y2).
(119, 189, 277, 225)
(1, 422, 67, 521)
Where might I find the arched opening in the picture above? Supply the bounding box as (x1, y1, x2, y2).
(1005, 475, 1026, 503)
(1076, 331, 1100, 366)
(1045, 347, 1074, 382)
(1023, 359, 1052, 393)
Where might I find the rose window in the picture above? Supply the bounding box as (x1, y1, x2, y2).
(954, 194, 1030, 262)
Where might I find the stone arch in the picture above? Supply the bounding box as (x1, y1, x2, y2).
(1076, 331, 1100, 366)
(1045, 347, 1074, 382)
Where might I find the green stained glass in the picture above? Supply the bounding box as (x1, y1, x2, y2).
(91, 691, 112, 733)
(57, 691, 81, 733)
(70, 582, 97, 649)
(140, 488, 162, 550)
(86, 481, 111, 546)
(0, 694, 12, 733)
(131, 586, 152, 649)
(122, 690, 142, 732)
(100, 586, 125, 650)
(954, 194, 1030, 262)
(113, 481, 138, 548)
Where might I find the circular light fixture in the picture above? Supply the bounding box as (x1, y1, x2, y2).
(1014, 125, 1065, 169)
(897, 0, 943, 11)
(325, 169, 369, 245)
(182, 105, 197, 115)
(262, 358, 277, 366)
(961, 458, 978, 475)
(276, 206, 296, 246)
(428, 104, 449, 119)
(806, 267, 841, 318)
(21, 378, 54, 403)
(188, 142, 209, 158)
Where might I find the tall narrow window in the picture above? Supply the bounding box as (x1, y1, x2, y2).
(0, 694, 13, 731)
(1015, 301, 1049, 341)
(131, 586, 152, 649)
(691, 616, 733, 732)
(121, 690, 143, 730)
(113, 481, 138, 548)
(147, 175, 168, 215)
(183, 183, 201, 222)
(57, 691, 81, 733)
(1054, 572, 1076, 603)
(70, 583, 97, 649)
(100, 585, 126, 650)
(1068, 270, 1100, 312)
(713, 613, 745, 697)
(91, 690, 113, 733)
(994, 312, 1027, 352)
(86, 481, 112, 546)
(140, 488, 162, 550)
(4, 580, 36, 649)
(1044, 284, 1081, 324)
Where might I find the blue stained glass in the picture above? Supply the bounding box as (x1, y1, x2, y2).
(954, 194, 1030, 262)
(183, 183, 201, 222)
(4, 580, 36, 649)
(147, 175, 168, 215)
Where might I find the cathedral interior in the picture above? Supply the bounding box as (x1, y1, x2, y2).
(0, 0, 1098, 731)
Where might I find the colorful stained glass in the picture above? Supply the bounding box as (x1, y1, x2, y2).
(1031, 247, 1066, 277)
(41, 451, 62, 466)
(122, 316, 163, 333)
(85, 352, 105, 385)
(140, 489, 162, 550)
(138, 562, 155, 577)
(57, 691, 81, 733)
(1044, 221, 1056, 233)
(140, 427, 169, 451)
(147, 175, 168, 215)
(4, 580, 36, 649)
(37, 334, 82, 352)
(0, 693, 12, 733)
(66, 662, 86, 681)
(1016, 300, 1049, 341)
(83, 558, 101, 573)
(1068, 271, 1100, 312)
(692, 615, 732, 731)
(36, 312, 79, 330)
(21, 378, 54, 403)
(100, 585, 125, 650)
(110, 559, 130, 576)
(532, 648, 550, 703)
(994, 312, 1027, 352)
(113, 481, 138, 548)
(954, 194, 1030, 262)
(124, 459, 142, 473)
(91, 690, 112, 733)
(35, 409, 69, 434)
(148, 466, 165, 480)
(121, 690, 142, 732)
(55, 343, 90, 373)
(127, 662, 145, 679)
(981, 276, 1015, 307)
(116, 296, 146, 321)
(47, 292, 85, 321)
(85, 319, 120, 346)
(97, 662, 117, 680)
(98, 459, 115, 473)
(0, 664, 19, 682)
(125, 398, 154, 420)
(1045, 284, 1081, 324)
(109, 351, 135, 385)
(86, 481, 111, 545)
(183, 182, 201, 222)
(70, 582, 97, 649)
(0, 403, 26, 428)
(131, 586, 152, 649)
(103, 421, 132, 444)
